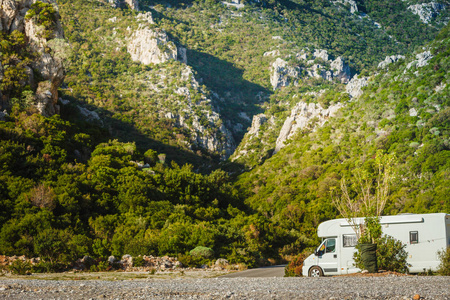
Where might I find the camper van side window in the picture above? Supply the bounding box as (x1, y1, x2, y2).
(343, 234, 357, 247)
(410, 231, 418, 244)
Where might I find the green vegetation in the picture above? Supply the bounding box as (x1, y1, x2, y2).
(0, 109, 295, 268)
(354, 235, 409, 273)
(236, 23, 450, 257)
(7, 260, 32, 275)
(0, 0, 448, 271)
(190, 246, 215, 258)
(0, 31, 32, 101)
(284, 252, 308, 277)
(54, 0, 449, 166)
(25, 1, 58, 39)
(437, 247, 450, 276)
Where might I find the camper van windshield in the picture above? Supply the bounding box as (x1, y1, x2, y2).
(317, 238, 336, 256)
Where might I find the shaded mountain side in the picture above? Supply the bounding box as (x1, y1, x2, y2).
(55, 0, 449, 168)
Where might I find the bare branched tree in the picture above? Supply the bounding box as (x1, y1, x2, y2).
(27, 183, 56, 210)
(332, 151, 396, 240)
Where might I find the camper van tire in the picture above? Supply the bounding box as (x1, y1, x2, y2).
(308, 266, 323, 277)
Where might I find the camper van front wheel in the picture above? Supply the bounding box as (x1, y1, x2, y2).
(308, 266, 323, 277)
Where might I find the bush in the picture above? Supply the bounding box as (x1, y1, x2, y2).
(354, 235, 409, 273)
(178, 254, 208, 268)
(284, 253, 307, 277)
(89, 259, 110, 272)
(97, 260, 109, 271)
(31, 261, 65, 273)
(133, 256, 145, 267)
(189, 246, 214, 259)
(437, 247, 450, 276)
(8, 260, 31, 275)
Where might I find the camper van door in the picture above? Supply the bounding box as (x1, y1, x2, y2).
(316, 238, 339, 275)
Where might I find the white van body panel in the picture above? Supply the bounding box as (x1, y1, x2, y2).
(302, 213, 450, 276)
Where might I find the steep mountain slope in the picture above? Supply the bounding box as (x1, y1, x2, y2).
(237, 24, 450, 238)
(56, 0, 449, 168)
(229, 0, 449, 168)
(0, 0, 448, 268)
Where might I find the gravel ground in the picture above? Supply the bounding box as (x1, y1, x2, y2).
(0, 276, 449, 299)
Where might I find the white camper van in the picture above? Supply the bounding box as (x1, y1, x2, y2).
(302, 213, 450, 277)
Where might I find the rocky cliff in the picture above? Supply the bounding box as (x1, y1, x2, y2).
(0, 0, 66, 116)
(100, 0, 139, 10)
(165, 65, 236, 159)
(127, 26, 179, 65)
(274, 101, 343, 153)
(270, 49, 351, 90)
(407, 2, 446, 24)
(333, 0, 358, 14)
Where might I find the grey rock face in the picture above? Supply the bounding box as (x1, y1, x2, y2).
(330, 56, 351, 83)
(406, 50, 433, 69)
(346, 74, 369, 98)
(270, 49, 352, 90)
(105, 0, 120, 8)
(263, 50, 280, 57)
(274, 101, 343, 153)
(270, 58, 299, 90)
(0, 0, 66, 116)
(125, 0, 139, 10)
(136, 12, 154, 24)
(333, 0, 358, 14)
(127, 27, 178, 65)
(101, 0, 139, 10)
(247, 114, 267, 138)
(407, 3, 446, 24)
(305, 49, 351, 83)
(378, 55, 405, 69)
(150, 65, 235, 159)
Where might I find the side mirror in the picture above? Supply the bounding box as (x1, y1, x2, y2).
(314, 250, 318, 256)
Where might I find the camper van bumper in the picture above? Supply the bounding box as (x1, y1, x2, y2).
(302, 254, 316, 276)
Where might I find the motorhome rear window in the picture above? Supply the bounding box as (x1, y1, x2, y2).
(410, 231, 418, 244)
(343, 234, 357, 247)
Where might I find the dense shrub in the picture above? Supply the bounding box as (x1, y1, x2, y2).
(189, 246, 215, 259)
(177, 254, 208, 268)
(8, 260, 32, 275)
(284, 253, 308, 277)
(354, 235, 409, 273)
(133, 256, 145, 267)
(437, 247, 450, 276)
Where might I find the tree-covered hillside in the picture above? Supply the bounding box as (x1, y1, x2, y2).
(0, 0, 449, 269)
(237, 24, 450, 239)
(56, 0, 449, 167)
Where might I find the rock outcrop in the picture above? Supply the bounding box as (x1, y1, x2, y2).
(104, 0, 120, 8)
(127, 27, 178, 65)
(100, 0, 139, 10)
(274, 101, 343, 153)
(305, 49, 351, 84)
(333, 0, 358, 14)
(125, 0, 139, 10)
(145, 64, 235, 159)
(378, 55, 406, 69)
(346, 74, 369, 98)
(270, 58, 300, 90)
(247, 114, 268, 138)
(176, 67, 235, 159)
(407, 3, 446, 24)
(270, 49, 351, 90)
(0, 0, 66, 116)
(406, 50, 433, 69)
